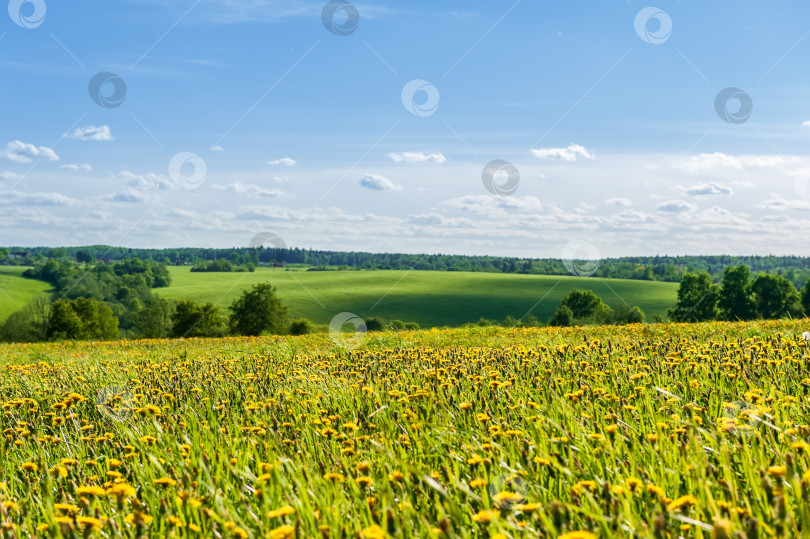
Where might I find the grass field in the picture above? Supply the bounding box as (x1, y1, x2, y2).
(158, 267, 678, 327)
(0, 266, 678, 328)
(0, 267, 51, 323)
(1, 320, 808, 537)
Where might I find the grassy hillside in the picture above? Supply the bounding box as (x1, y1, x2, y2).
(0, 266, 678, 327)
(158, 267, 678, 326)
(0, 267, 51, 322)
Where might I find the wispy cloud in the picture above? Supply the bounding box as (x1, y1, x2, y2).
(657, 200, 697, 213)
(359, 173, 402, 191)
(104, 190, 152, 203)
(214, 181, 287, 198)
(210, 145, 224, 152)
(681, 182, 733, 196)
(0, 190, 79, 206)
(531, 143, 594, 161)
(65, 125, 113, 141)
(114, 170, 176, 190)
(675, 152, 800, 174)
(444, 195, 543, 217)
(605, 197, 631, 207)
(756, 196, 810, 211)
(0, 140, 59, 163)
(60, 164, 93, 172)
(268, 157, 296, 166)
(388, 151, 446, 164)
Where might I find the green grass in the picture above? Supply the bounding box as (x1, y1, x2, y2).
(158, 267, 678, 327)
(0, 267, 51, 322)
(0, 265, 679, 327)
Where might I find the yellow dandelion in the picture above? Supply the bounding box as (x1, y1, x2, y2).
(361, 524, 387, 539)
(153, 477, 177, 486)
(269, 524, 295, 539)
(267, 506, 296, 519)
(77, 485, 106, 497)
(472, 509, 499, 523)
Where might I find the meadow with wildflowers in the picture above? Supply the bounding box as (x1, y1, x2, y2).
(1, 320, 809, 538)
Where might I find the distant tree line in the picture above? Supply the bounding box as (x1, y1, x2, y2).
(190, 258, 255, 273)
(4, 246, 810, 287)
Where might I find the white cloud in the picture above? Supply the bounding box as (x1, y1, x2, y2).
(605, 197, 631, 207)
(105, 190, 151, 203)
(657, 200, 697, 213)
(237, 205, 301, 220)
(681, 182, 733, 196)
(613, 209, 653, 223)
(756, 197, 810, 211)
(267, 157, 296, 166)
(0, 171, 21, 180)
(408, 213, 476, 227)
(531, 143, 594, 161)
(0, 190, 79, 206)
(65, 125, 113, 141)
(388, 152, 447, 164)
(0, 141, 59, 163)
(676, 152, 800, 174)
(114, 170, 175, 190)
(444, 195, 543, 216)
(359, 173, 402, 191)
(214, 181, 286, 198)
(60, 164, 92, 172)
(210, 145, 224, 152)
(804, 121, 810, 127)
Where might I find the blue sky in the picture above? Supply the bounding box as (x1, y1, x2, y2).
(2, 0, 810, 257)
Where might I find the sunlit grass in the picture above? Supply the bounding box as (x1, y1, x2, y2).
(1, 319, 809, 537)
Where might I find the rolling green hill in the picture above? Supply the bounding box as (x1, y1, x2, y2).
(0, 267, 52, 322)
(0, 266, 678, 327)
(158, 267, 678, 327)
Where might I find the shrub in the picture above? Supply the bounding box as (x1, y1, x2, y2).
(365, 317, 385, 332)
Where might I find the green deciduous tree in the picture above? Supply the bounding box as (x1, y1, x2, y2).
(0, 296, 51, 342)
(549, 305, 574, 327)
(668, 272, 719, 323)
(171, 300, 227, 338)
(133, 297, 174, 338)
(613, 303, 646, 325)
(550, 289, 614, 326)
(47, 297, 119, 341)
(750, 274, 800, 319)
(801, 279, 810, 316)
(718, 265, 756, 321)
(228, 282, 288, 336)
